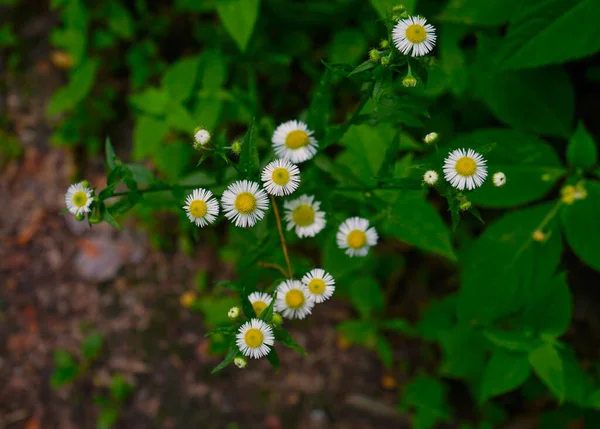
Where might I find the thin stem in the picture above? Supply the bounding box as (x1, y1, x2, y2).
(258, 261, 288, 278)
(270, 195, 293, 279)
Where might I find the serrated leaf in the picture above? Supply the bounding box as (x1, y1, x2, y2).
(216, 0, 260, 52)
(566, 122, 597, 171)
(529, 343, 565, 402)
(480, 349, 530, 402)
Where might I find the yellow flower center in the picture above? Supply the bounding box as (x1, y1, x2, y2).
(405, 24, 427, 43)
(235, 192, 257, 214)
(455, 157, 477, 177)
(285, 130, 310, 150)
(252, 301, 268, 316)
(308, 278, 326, 295)
(244, 328, 264, 348)
(271, 167, 290, 185)
(285, 289, 305, 310)
(189, 200, 207, 218)
(291, 204, 315, 227)
(72, 191, 89, 208)
(347, 230, 367, 249)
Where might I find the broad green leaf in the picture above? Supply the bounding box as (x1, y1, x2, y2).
(382, 191, 456, 261)
(329, 30, 368, 66)
(477, 66, 574, 137)
(199, 49, 227, 90)
(349, 276, 385, 319)
(560, 347, 595, 406)
(416, 296, 457, 341)
(440, 0, 524, 26)
(562, 181, 600, 271)
(522, 273, 572, 338)
(440, 325, 487, 380)
(216, 0, 260, 52)
(161, 56, 199, 102)
(105, 137, 118, 170)
(529, 343, 565, 402)
(369, 0, 416, 18)
(239, 120, 259, 179)
(129, 87, 169, 115)
(495, 0, 600, 70)
(165, 102, 196, 132)
(401, 374, 450, 429)
(444, 129, 566, 208)
(106, 0, 134, 39)
(97, 407, 119, 429)
(458, 203, 563, 325)
(47, 58, 99, 115)
(132, 116, 168, 159)
(483, 329, 536, 352)
(380, 318, 411, 333)
(480, 349, 530, 402)
(566, 122, 597, 171)
(205, 324, 237, 337)
(103, 206, 123, 230)
(81, 332, 103, 361)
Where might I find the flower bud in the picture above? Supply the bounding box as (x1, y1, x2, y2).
(402, 74, 417, 87)
(231, 140, 242, 155)
(80, 180, 90, 188)
(193, 127, 211, 149)
(75, 213, 85, 221)
(423, 132, 438, 144)
(380, 57, 390, 66)
(492, 172, 506, 187)
(459, 200, 472, 211)
(228, 306, 240, 319)
(271, 313, 283, 326)
(369, 49, 381, 63)
(234, 356, 247, 368)
(423, 170, 438, 186)
(379, 39, 389, 49)
(392, 4, 406, 13)
(532, 230, 546, 242)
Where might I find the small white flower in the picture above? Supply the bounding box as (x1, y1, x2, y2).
(248, 292, 273, 317)
(493, 172, 506, 187)
(194, 128, 211, 147)
(392, 16, 437, 57)
(423, 170, 439, 186)
(221, 180, 269, 228)
(261, 159, 301, 196)
(236, 318, 274, 359)
(183, 188, 219, 227)
(234, 356, 247, 368)
(272, 120, 318, 164)
(423, 132, 438, 144)
(336, 217, 378, 257)
(275, 280, 315, 320)
(283, 194, 326, 238)
(228, 306, 240, 319)
(443, 148, 488, 191)
(65, 182, 94, 216)
(302, 269, 335, 304)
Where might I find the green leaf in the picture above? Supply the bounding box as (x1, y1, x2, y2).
(529, 343, 565, 402)
(82, 332, 104, 361)
(376, 334, 393, 368)
(216, 0, 260, 52)
(205, 324, 237, 337)
(444, 129, 566, 208)
(129, 87, 169, 115)
(132, 116, 169, 160)
(161, 56, 199, 102)
(495, 0, 600, 70)
(382, 191, 456, 261)
(440, 325, 487, 380)
(275, 328, 307, 356)
(566, 122, 597, 171)
(110, 374, 132, 403)
(337, 320, 378, 347)
(259, 291, 277, 322)
(240, 285, 256, 319)
(348, 59, 376, 76)
(306, 70, 331, 134)
(483, 329, 536, 352)
(105, 137, 118, 170)
(376, 130, 401, 182)
(266, 347, 279, 371)
(380, 318, 412, 333)
(106, 0, 134, 39)
(349, 276, 385, 319)
(440, 0, 524, 26)
(477, 66, 574, 137)
(458, 202, 563, 325)
(47, 58, 99, 115)
(401, 374, 450, 429)
(239, 120, 259, 179)
(165, 102, 196, 132)
(562, 181, 600, 271)
(480, 349, 531, 402)
(522, 272, 572, 338)
(330, 30, 368, 66)
(0, 24, 17, 46)
(97, 407, 119, 429)
(51, 350, 78, 388)
(103, 206, 123, 230)
(211, 345, 238, 374)
(369, 0, 416, 18)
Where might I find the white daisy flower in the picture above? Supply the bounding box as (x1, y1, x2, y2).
(283, 194, 326, 238)
(272, 120, 318, 164)
(221, 180, 269, 228)
(336, 217, 378, 257)
(228, 306, 240, 319)
(194, 128, 211, 147)
(392, 16, 437, 57)
(275, 280, 315, 320)
(65, 182, 94, 216)
(443, 148, 488, 191)
(236, 318, 274, 359)
(261, 159, 301, 196)
(493, 172, 506, 187)
(302, 269, 335, 304)
(248, 292, 273, 317)
(183, 188, 219, 227)
(423, 170, 439, 186)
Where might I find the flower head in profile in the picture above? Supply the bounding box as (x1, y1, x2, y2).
(261, 159, 301, 196)
(283, 194, 326, 238)
(221, 180, 269, 228)
(443, 148, 488, 190)
(272, 120, 318, 164)
(492, 172, 506, 187)
(183, 188, 219, 227)
(193, 127, 211, 148)
(248, 292, 273, 317)
(336, 217, 378, 257)
(65, 182, 94, 216)
(236, 318, 274, 359)
(423, 170, 439, 186)
(302, 269, 335, 304)
(392, 16, 437, 57)
(275, 280, 315, 320)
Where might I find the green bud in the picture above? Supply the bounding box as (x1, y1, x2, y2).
(80, 180, 90, 188)
(369, 49, 381, 63)
(379, 39, 389, 49)
(402, 74, 417, 87)
(75, 213, 85, 221)
(271, 313, 283, 326)
(459, 200, 472, 211)
(380, 56, 390, 66)
(231, 141, 242, 155)
(392, 4, 406, 13)
(391, 15, 400, 22)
